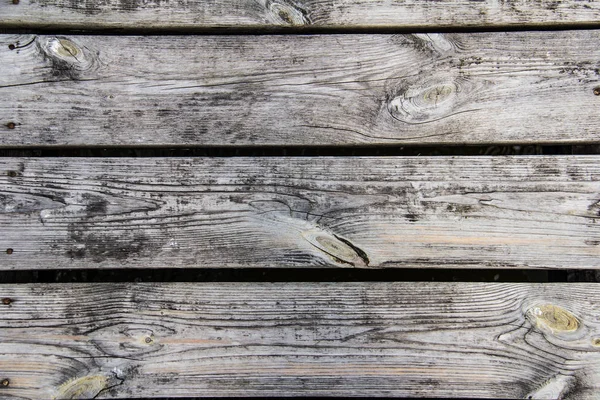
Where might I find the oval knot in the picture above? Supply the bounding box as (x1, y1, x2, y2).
(265, 0, 310, 25)
(40, 37, 99, 79)
(527, 304, 580, 334)
(388, 77, 462, 124)
(302, 229, 369, 267)
(54, 375, 109, 400)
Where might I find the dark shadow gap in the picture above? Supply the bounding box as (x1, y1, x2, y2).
(122, 398, 480, 400)
(1, 144, 598, 158)
(0, 268, 565, 284)
(121, 398, 481, 400)
(3, 22, 600, 36)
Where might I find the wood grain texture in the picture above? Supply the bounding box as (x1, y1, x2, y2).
(1, 156, 599, 270)
(2, 32, 600, 147)
(0, 282, 599, 398)
(2, 0, 600, 31)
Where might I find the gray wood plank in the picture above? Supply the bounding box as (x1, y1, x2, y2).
(1, 156, 599, 270)
(0, 282, 599, 398)
(2, 0, 600, 30)
(1, 32, 600, 147)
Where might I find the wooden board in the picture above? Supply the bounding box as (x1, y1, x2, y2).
(2, 0, 600, 31)
(1, 156, 599, 270)
(2, 32, 600, 147)
(0, 282, 599, 398)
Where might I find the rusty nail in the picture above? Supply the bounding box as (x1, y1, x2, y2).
(145, 336, 153, 344)
(2, 298, 11, 305)
(6, 249, 13, 255)
(594, 87, 600, 96)
(1, 379, 9, 387)
(7, 171, 17, 177)
(6, 122, 15, 129)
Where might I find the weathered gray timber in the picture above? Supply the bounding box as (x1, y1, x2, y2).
(0, 282, 598, 399)
(1, 156, 599, 270)
(2, 32, 600, 147)
(2, 0, 600, 31)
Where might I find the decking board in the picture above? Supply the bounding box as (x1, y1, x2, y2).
(1, 156, 599, 270)
(2, 32, 600, 147)
(0, 282, 598, 398)
(2, 0, 600, 31)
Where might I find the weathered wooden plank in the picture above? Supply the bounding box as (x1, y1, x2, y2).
(2, 0, 600, 31)
(1, 32, 600, 147)
(1, 156, 599, 270)
(0, 282, 598, 398)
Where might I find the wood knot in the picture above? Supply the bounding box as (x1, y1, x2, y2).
(526, 374, 577, 400)
(88, 324, 167, 357)
(54, 375, 109, 400)
(265, 0, 310, 26)
(39, 37, 99, 80)
(47, 38, 82, 60)
(526, 304, 580, 335)
(410, 34, 457, 54)
(302, 229, 369, 267)
(387, 77, 468, 124)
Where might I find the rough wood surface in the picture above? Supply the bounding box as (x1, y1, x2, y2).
(2, 32, 600, 147)
(1, 156, 599, 270)
(0, 282, 599, 399)
(2, 0, 600, 31)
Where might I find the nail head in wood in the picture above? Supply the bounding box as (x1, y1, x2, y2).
(11, 0, 18, 4)
(1, 379, 9, 387)
(5, 249, 13, 255)
(594, 87, 600, 96)
(6, 122, 15, 129)
(2, 298, 12, 305)
(8, 44, 15, 50)
(7, 171, 17, 177)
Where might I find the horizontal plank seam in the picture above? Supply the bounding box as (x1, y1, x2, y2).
(0, 268, 565, 284)
(0, 145, 592, 157)
(4, 22, 600, 35)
